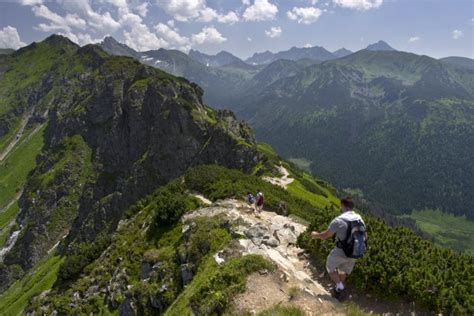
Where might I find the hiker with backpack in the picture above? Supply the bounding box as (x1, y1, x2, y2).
(310, 197, 367, 298)
(247, 192, 256, 209)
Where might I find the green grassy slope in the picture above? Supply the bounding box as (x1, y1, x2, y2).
(0, 126, 45, 207)
(401, 209, 474, 256)
(0, 255, 64, 316)
(0, 126, 45, 247)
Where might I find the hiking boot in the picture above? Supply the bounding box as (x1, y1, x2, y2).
(331, 288, 346, 301)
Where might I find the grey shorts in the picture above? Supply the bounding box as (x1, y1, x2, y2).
(326, 247, 357, 274)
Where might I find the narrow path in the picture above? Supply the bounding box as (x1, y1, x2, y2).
(183, 199, 340, 314)
(262, 165, 294, 189)
(0, 110, 33, 162)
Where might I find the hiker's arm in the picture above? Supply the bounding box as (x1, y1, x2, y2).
(311, 229, 334, 240)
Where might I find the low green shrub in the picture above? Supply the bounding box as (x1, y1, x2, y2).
(150, 179, 200, 228)
(257, 304, 306, 316)
(189, 254, 275, 315)
(56, 233, 111, 284)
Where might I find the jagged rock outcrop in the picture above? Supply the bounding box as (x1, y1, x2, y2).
(0, 35, 261, 292)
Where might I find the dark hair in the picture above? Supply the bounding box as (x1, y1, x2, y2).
(340, 197, 354, 209)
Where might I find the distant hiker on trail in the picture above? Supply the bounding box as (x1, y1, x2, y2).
(247, 192, 256, 207)
(310, 197, 367, 299)
(255, 190, 264, 213)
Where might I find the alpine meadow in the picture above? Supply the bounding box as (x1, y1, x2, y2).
(0, 1, 473, 315)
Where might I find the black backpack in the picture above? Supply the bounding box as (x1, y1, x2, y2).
(336, 218, 367, 258)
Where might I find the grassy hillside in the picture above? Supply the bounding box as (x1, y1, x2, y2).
(401, 209, 474, 256)
(0, 125, 45, 249)
(0, 255, 64, 316)
(0, 125, 45, 207)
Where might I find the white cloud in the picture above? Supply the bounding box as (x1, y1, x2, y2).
(118, 9, 168, 51)
(333, 0, 383, 10)
(18, 0, 43, 5)
(57, 0, 121, 33)
(0, 26, 26, 49)
(242, 0, 251, 5)
(408, 36, 420, 42)
(218, 11, 239, 24)
(264, 26, 282, 38)
(135, 2, 149, 17)
(123, 23, 169, 51)
(191, 26, 227, 44)
(65, 14, 87, 30)
(157, 0, 240, 24)
(247, 37, 252, 42)
(243, 0, 278, 21)
(198, 7, 219, 22)
(156, 0, 206, 21)
(32, 4, 87, 33)
(287, 7, 322, 24)
(304, 43, 312, 48)
(310, 0, 318, 4)
(452, 29, 463, 39)
(154, 23, 191, 51)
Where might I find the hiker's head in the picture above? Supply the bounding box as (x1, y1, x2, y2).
(247, 191, 251, 195)
(340, 197, 354, 212)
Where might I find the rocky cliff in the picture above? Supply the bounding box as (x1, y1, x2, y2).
(0, 35, 261, 292)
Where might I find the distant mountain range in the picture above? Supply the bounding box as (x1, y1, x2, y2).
(245, 45, 340, 65)
(235, 49, 474, 220)
(99, 36, 402, 68)
(98, 36, 474, 223)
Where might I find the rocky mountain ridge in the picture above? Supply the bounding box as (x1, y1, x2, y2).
(0, 35, 261, 293)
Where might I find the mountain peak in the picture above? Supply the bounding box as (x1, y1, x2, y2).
(102, 36, 120, 45)
(188, 49, 243, 67)
(99, 36, 139, 58)
(366, 40, 395, 51)
(42, 34, 78, 47)
(332, 47, 353, 58)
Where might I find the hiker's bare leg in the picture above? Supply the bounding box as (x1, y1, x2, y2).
(338, 272, 347, 283)
(329, 271, 341, 284)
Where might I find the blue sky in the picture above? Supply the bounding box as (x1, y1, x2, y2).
(0, 0, 472, 59)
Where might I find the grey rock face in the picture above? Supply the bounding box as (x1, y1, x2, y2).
(119, 297, 137, 316)
(262, 235, 280, 247)
(180, 264, 194, 286)
(0, 48, 262, 292)
(140, 261, 152, 280)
